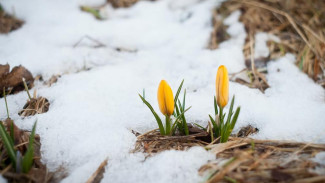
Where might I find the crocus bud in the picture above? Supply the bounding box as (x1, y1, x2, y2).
(216, 65, 229, 108)
(157, 80, 174, 116)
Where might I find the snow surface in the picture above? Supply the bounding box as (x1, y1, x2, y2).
(0, 0, 325, 182)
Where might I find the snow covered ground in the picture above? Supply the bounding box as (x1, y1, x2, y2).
(0, 0, 324, 182)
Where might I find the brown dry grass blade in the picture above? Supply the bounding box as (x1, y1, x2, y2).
(19, 97, 50, 117)
(206, 152, 251, 183)
(86, 158, 108, 183)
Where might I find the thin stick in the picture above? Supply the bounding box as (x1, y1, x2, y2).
(73, 35, 106, 48)
(136, 128, 159, 139)
(3, 88, 9, 118)
(22, 78, 32, 100)
(249, 34, 257, 79)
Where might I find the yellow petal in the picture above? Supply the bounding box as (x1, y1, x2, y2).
(157, 80, 174, 116)
(216, 65, 229, 108)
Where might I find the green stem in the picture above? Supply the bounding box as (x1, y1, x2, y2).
(219, 106, 224, 142)
(165, 115, 171, 135)
(3, 88, 9, 119)
(22, 78, 32, 100)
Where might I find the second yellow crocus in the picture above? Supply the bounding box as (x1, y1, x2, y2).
(216, 65, 229, 108)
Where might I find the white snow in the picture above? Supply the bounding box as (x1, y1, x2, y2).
(0, 0, 324, 182)
(311, 152, 325, 175)
(253, 32, 280, 58)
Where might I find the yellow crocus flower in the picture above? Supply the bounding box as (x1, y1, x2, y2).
(216, 65, 229, 108)
(157, 80, 174, 116)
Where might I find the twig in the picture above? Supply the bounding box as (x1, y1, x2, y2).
(86, 158, 108, 183)
(73, 35, 106, 48)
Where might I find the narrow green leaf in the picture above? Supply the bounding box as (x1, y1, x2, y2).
(177, 99, 183, 112)
(226, 96, 235, 125)
(174, 79, 184, 105)
(174, 106, 191, 125)
(0, 122, 16, 166)
(224, 107, 240, 142)
(214, 96, 218, 115)
(209, 115, 219, 137)
(182, 90, 186, 111)
(139, 94, 165, 135)
(22, 121, 37, 173)
(142, 89, 145, 100)
(171, 120, 180, 135)
(230, 107, 241, 130)
(174, 102, 180, 118)
(10, 122, 14, 144)
(194, 123, 206, 131)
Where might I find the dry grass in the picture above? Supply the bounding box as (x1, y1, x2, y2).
(107, 0, 139, 8)
(133, 127, 325, 183)
(210, 0, 325, 88)
(18, 96, 50, 117)
(132, 129, 210, 155)
(200, 137, 325, 183)
(0, 119, 55, 183)
(86, 158, 108, 183)
(0, 6, 23, 34)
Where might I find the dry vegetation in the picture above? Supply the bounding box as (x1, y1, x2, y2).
(210, 0, 325, 90)
(0, 5, 23, 34)
(0, 64, 34, 97)
(200, 138, 325, 183)
(0, 119, 53, 183)
(133, 128, 325, 183)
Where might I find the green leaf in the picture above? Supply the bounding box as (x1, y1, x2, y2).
(0, 122, 16, 166)
(174, 107, 191, 124)
(225, 96, 235, 126)
(174, 79, 184, 105)
(209, 115, 219, 137)
(193, 123, 206, 131)
(139, 94, 165, 135)
(230, 107, 241, 130)
(171, 106, 191, 134)
(174, 102, 180, 118)
(176, 98, 189, 135)
(214, 96, 218, 115)
(142, 89, 145, 100)
(10, 122, 14, 144)
(22, 121, 37, 173)
(224, 107, 240, 143)
(182, 89, 186, 111)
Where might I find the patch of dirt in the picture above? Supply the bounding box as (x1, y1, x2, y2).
(0, 64, 34, 97)
(0, 6, 24, 33)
